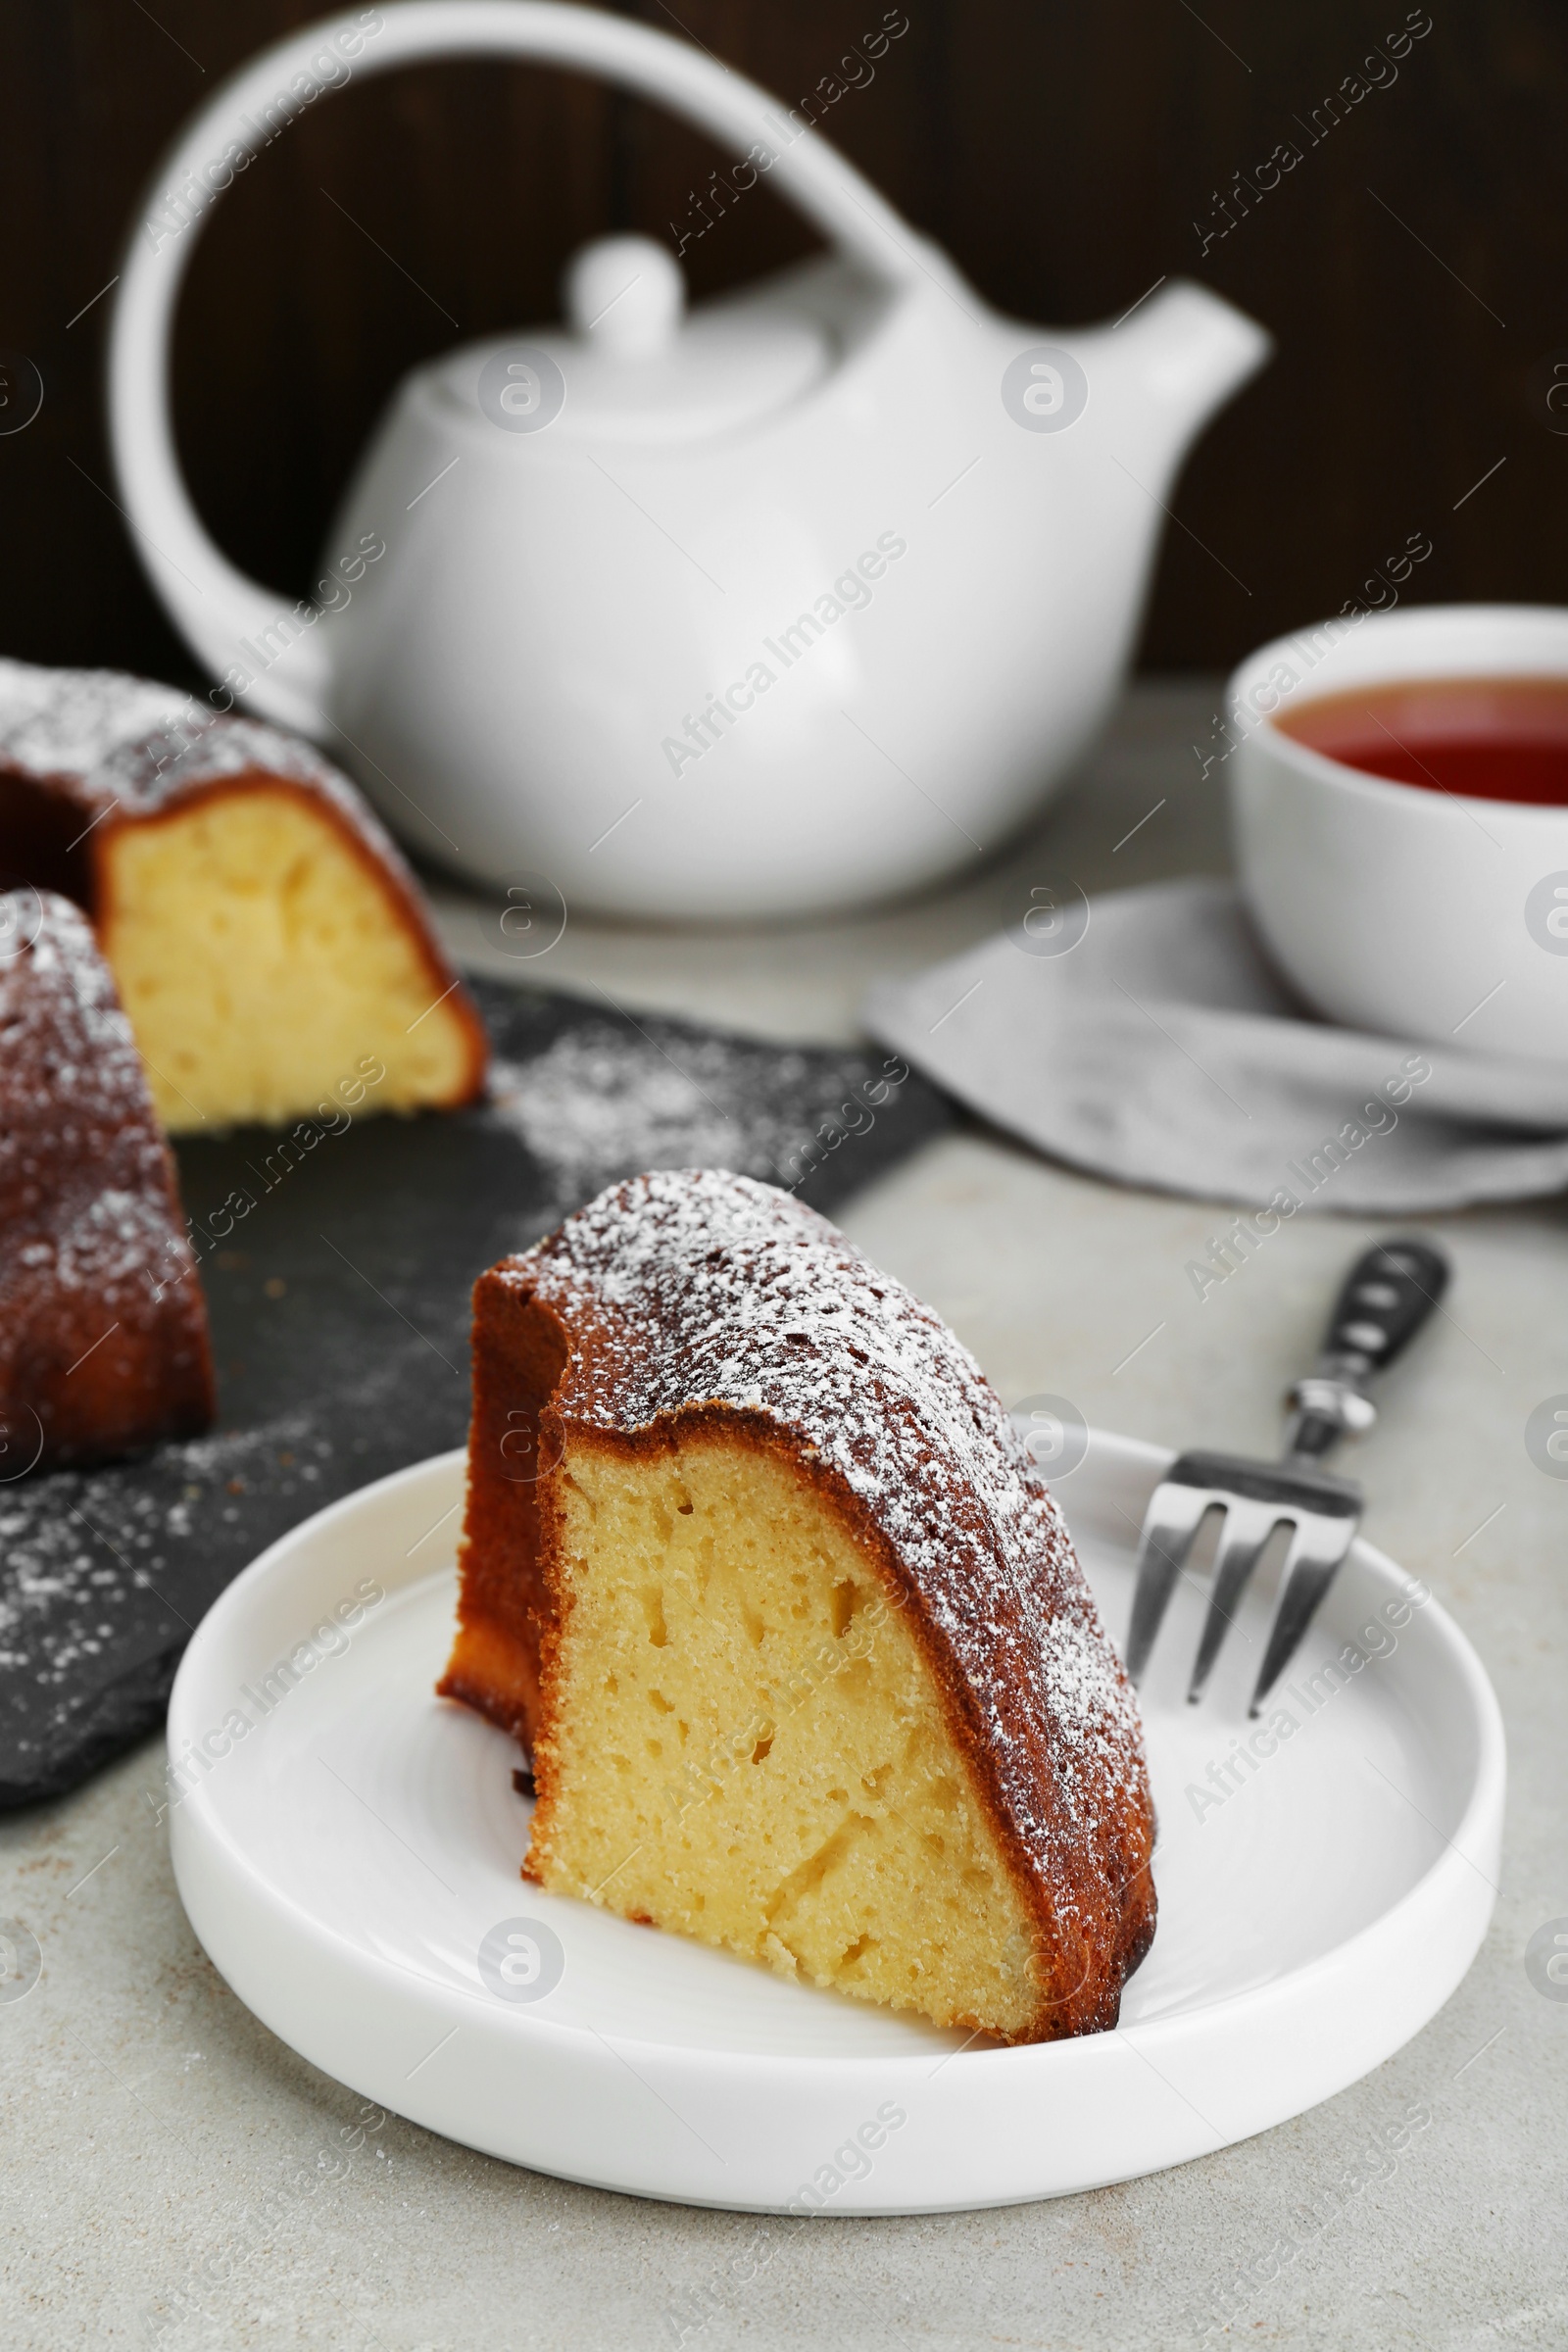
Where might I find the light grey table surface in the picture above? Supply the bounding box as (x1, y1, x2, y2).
(5, 680, 1565, 2350)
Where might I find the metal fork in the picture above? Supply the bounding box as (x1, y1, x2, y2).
(1123, 1238, 1449, 1715)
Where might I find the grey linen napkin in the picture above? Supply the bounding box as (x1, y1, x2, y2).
(863, 878, 1568, 1212)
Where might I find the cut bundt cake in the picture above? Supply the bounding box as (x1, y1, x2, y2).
(0, 888, 215, 1470)
(0, 658, 487, 1132)
(440, 1168, 1155, 2044)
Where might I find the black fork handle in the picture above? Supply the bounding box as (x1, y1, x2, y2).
(1322, 1238, 1450, 1372)
(1288, 1238, 1450, 1462)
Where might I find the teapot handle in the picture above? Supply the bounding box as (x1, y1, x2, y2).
(108, 0, 929, 734)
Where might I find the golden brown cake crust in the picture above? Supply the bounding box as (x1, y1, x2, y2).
(0, 660, 487, 1109)
(442, 1168, 1157, 2041)
(0, 889, 215, 1469)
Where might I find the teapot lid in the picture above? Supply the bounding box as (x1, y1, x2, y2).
(431, 234, 831, 449)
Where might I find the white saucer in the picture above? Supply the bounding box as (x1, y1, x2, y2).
(166, 1431, 1503, 2213)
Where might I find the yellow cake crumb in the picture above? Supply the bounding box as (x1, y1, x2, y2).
(528, 1432, 1041, 2038)
(100, 788, 476, 1131)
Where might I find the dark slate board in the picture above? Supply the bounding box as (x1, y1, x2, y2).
(0, 979, 951, 1809)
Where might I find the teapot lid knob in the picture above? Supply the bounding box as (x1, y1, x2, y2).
(564, 234, 685, 359)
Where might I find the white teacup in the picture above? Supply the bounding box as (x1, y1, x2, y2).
(1227, 604, 1568, 1063)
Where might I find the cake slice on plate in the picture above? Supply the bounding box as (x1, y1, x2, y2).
(441, 1168, 1155, 2044)
(0, 659, 487, 1132)
(0, 888, 214, 1470)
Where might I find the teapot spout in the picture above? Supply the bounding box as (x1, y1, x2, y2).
(1097, 277, 1271, 471)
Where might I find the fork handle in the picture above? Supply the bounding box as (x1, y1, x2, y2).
(1285, 1238, 1450, 1461)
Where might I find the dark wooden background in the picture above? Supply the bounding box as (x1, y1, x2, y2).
(2, 0, 1565, 687)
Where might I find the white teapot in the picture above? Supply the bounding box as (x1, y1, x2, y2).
(110, 1, 1269, 919)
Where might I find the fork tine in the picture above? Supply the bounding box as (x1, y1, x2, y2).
(1186, 1503, 1278, 1704)
(1249, 1518, 1359, 1715)
(1123, 1482, 1211, 1684)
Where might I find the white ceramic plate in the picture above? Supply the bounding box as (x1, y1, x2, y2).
(167, 1431, 1503, 2214)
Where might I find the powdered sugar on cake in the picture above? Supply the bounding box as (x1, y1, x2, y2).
(0, 655, 422, 896)
(0, 658, 193, 785)
(98, 713, 419, 883)
(0, 890, 210, 1439)
(500, 1167, 1150, 1889)
(0, 893, 164, 1189)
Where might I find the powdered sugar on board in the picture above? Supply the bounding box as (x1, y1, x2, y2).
(0, 1416, 334, 1797)
(503, 1170, 1152, 1891)
(484, 1019, 913, 1202)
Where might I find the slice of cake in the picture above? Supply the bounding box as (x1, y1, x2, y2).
(0, 888, 215, 1469)
(441, 1168, 1155, 2044)
(0, 659, 487, 1132)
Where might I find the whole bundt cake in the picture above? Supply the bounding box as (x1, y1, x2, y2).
(440, 1167, 1156, 2045)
